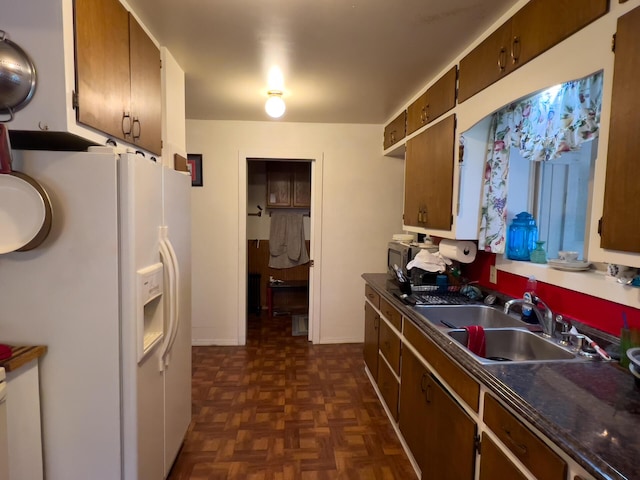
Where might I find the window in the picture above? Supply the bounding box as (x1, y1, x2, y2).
(472, 71, 603, 258)
(506, 139, 598, 260)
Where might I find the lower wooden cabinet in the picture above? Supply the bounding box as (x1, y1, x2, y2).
(483, 394, 567, 480)
(363, 302, 379, 378)
(363, 285, 571, 480)
(376, 354, 399, 421)
(399, 347, 476, 480)
(478, 434, 528, 480)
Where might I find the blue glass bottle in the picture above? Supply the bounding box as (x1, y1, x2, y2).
(506, 212, 538, 261)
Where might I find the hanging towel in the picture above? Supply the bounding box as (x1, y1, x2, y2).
(464, 325, 486, 358)
(269, 212, 309, 269)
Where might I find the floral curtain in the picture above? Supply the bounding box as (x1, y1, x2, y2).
(478, 70, 603, 253)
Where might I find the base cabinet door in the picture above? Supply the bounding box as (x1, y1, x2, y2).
(399, 347, 476, 480)
(363, 302, 379, 378)
(399, 346, 430, 472)
(478, 434, 528, 480)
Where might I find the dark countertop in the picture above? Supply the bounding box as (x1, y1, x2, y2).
(363, 273, 640, 480)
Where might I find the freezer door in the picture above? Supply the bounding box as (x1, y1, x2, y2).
(118, 153, 165, 480)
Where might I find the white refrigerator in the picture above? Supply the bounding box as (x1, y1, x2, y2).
(0, 147, 192, 480)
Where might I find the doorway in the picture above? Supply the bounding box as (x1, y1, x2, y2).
(237, 151, 324, 345)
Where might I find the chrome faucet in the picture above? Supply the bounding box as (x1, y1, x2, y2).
(503, 294, 555, 338)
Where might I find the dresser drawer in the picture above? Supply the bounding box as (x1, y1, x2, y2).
(403, 320, 479, 411)
(379, 297, 401, 330)
(483, 394, 567, 480)
(364, 284, 380, 309)
(376, 353, 399, 421)
(379, 319, 401, 375)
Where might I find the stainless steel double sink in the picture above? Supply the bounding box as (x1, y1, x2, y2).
(412, 305, 581, 365)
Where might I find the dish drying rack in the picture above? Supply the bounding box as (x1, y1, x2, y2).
(409, 285, 477, 305)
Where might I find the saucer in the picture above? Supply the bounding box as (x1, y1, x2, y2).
(547, 259, 591, 272)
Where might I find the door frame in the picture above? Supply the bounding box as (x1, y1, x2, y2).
(238, 150, 324, 344)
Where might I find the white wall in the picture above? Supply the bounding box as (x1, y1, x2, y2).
(187, 120, 404, 345)
(161, 48, 187, 167)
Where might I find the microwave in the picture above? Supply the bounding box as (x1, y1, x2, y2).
(387, 241, 421, 277)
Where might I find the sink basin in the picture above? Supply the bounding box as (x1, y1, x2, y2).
(414, 304, 529, 329)
(448, 328, 578, 364)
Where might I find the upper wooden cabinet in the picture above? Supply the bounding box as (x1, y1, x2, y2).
(407, 66, 457, 135)
(74, 0, 130, 144)
(383, 111, 406, 150)
(601, 6, 640, 253)
(128, 15, 162, 154)
(75, 0, 162, 154)
(459, 0, 608, 102)
(266, 162, 311, 208)
(404, 114, 456, 231)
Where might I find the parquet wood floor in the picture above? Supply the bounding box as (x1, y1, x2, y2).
(168, 313, 417, 480)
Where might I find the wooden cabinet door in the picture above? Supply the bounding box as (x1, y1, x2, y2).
(423, 114, 456, 230)
(378, 320, 401, 375)
(363, 302, 379, 378)
(484, 394, 567, 480)
(425, 67, 457, 126)
(399, 346, 430, 473)
(400, 347, 476, 479)
(601, 6, 640, 252)
(292, 162, 311, 208)
(376, 354, 399, 421)
(129, 14, 162, 155)
(407, 90, 430, 136)
(384, 111, 407, 149)
(404, 114, 455, 230)
(75, 0, 131, 140)
(512, 0, 608, 67)
(478, 434, 527, 480)
(404, 130, 428, 227)
(458, 21, 512, 102)
(267, 163, 293, 207)
(423, 376, 476, 480)
(407, 67, 457, 135)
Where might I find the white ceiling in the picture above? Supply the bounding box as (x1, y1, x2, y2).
(125, 0, 518, 124)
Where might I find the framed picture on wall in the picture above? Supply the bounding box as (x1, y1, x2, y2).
(187, 154, 203, 187)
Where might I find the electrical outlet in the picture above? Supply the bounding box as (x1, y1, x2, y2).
(489, 265, 498, 284)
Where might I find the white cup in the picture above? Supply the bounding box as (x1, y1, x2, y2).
(558, 250, 579, 262)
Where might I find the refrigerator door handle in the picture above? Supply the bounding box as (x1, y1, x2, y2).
(164, 236, 181, 362)
(158, 236, 176, 371)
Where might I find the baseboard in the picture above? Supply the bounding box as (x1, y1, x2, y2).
(191, 339, 241, 346)
(317, 336, 362, 344)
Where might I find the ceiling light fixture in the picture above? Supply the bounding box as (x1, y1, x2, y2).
(265, 90, 286, 118)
